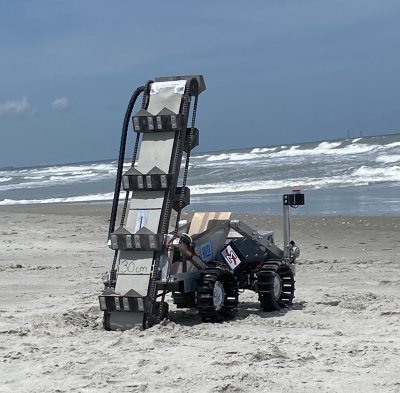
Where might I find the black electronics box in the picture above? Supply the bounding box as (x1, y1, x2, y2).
(283, 193, 305, 206)
(226, 238, 266, 267)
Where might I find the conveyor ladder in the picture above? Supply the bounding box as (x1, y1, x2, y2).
(101, 75, 205, 330)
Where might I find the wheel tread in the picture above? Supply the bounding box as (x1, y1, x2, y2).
(197, 266, 238, 322)
(257, 260, 295, 311)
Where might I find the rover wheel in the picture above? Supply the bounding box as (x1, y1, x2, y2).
(257, 260, 295, 311)
(212, 281, 225, 311)
(197, 266, 238, 322)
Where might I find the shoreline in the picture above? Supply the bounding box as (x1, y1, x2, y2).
(2, 203, 399, 263)
(2, 200, 400, 217)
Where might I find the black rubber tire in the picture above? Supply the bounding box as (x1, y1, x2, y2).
(197, 266, 238, 322)
(257, 260, 295, 311)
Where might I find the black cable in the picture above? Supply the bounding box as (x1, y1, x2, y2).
(108, 85, 144, 240)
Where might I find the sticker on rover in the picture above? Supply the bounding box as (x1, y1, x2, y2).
(221, 245, 242, 270)
(134, 210, 148, 232)
(200, 241, 213, 262)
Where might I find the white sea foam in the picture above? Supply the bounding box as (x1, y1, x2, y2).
(49, 173, 98, 182)
(250, 147, 278, 153)
(88, 163, 117, 171)
(0, 171, 111, 192)
(205, 152, 260, 163)
(0, 180, 52, 192)
(29, 166, 93, 175)
(202, 139, 397, 164)
(23, 176, 45, 180)
(352, 165, 400, 182)
(386, 141, 400, 148)
(189, 164, 400, 195)
(228, 153, 260, 161)
(318, 141, 343, 149)
(2, 135, 400, 206)
(0, 160, 120, 192)
(192, 154, 210, 160)
(206, 153, 232, 162)
(204, 144, 342, 164)
(189, 175, 370, 195)
(271, 145, 300, 156)
(271, 142, 376, 158)
(0, 192, 114, 205)
(26, 163, 116, 177)
(375, 155, 400, 164)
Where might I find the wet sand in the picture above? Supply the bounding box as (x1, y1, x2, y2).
(1, 204, 399, 392)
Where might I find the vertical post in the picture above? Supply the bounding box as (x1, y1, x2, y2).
(283, 203, 291, 260)
(282, 189, 304, 262)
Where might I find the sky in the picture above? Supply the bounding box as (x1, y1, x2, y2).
(1, 0, 400, 167)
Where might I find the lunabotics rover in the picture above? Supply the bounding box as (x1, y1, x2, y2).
(98, 75, 305, 330)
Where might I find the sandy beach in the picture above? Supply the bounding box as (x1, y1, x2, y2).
(1, 204, 399, 392)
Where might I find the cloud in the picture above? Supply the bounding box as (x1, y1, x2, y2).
(0, 96, 31, 115)
(51, 96, 69, 110)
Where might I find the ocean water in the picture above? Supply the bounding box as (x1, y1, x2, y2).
(1, 134, 400, 216)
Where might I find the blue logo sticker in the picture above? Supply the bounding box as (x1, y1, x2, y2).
(200, 241, 213, 262)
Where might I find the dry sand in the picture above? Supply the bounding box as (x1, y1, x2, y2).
(0, 204, 399, 392)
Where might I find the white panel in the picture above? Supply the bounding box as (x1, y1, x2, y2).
(128, 191, 164, 209)
(115, 273, 151, 296)
(150, 80, 186, 96)
(125, 208, 162, 233)
(136, 132, 175, 173)
(119, 250, 154, 261)
(147, 86, 183, 115)
(117, 257, 153, 276)
(116, 251, 153, 295)
(109, 312, 144, 330)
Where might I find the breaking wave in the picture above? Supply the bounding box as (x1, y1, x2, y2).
(1, 134, 400, 206)
(0, 192, 114, 205)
